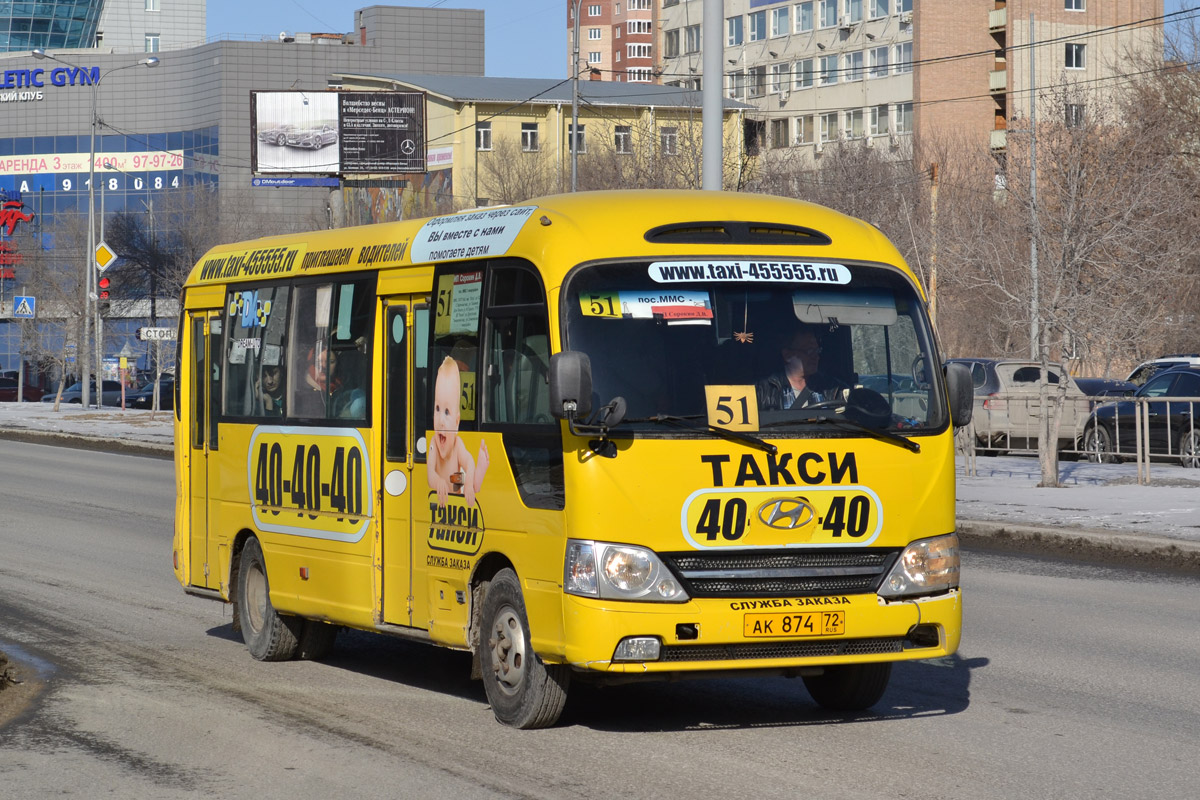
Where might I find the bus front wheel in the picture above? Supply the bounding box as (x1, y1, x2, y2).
(803, 662, 891, 711)
(237, 537, 300, 662)
(480, 568, 569, 729)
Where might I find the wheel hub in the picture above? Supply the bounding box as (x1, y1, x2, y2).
(489, 607, 525, 696)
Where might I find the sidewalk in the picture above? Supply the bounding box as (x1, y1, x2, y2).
(3, 402, 1199, 569)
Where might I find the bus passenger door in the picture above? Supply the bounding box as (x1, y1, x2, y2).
(381, 301, 422, 626)
(186, 310, 221, 589)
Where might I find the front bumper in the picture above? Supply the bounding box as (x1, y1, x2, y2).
(561, 589, 961, 674)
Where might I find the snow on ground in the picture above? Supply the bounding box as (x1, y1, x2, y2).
(2, 401, 1198, 543)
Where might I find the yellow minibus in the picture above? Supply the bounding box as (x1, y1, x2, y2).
(173, 190, 973, 728)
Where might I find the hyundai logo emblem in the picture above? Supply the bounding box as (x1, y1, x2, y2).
(757, 498, 815, 530)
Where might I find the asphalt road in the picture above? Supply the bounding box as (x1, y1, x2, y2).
(2, 440, 1198, 799)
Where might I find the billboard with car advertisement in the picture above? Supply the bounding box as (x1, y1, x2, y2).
(250, 90, 427, 176)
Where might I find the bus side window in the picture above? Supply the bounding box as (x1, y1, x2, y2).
(385, 305, 407, 461)
(482, 262, 563, 509)
(222, 284, 289, 418)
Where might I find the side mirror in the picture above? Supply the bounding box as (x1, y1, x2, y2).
(549, 351, 593, 420)
(944, 362, 974, 428)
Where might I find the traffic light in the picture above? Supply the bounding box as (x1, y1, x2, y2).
(97, 273, 112, 314)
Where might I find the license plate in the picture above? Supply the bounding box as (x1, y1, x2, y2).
(743, 610, 846, 638)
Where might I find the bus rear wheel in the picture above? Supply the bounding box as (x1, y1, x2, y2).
(480, 568, 569, 729)
(802, 662, 891, 711)
(237, 537, 300, 662)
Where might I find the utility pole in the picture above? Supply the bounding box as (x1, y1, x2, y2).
(571, 0, 582, 191)
(701, 0, 723, 190)
(1028, 13, 1040, 360)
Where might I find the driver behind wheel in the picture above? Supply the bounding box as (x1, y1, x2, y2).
(755, 325, 847, 410)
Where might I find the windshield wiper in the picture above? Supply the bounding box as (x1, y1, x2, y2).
(629, 414, 778, 455)
(783, 414, 921, 453)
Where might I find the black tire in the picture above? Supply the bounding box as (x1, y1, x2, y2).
(1083, 424, 1116, 464)
(1179, 429, 1200, 469)
(237, 537, 300, 662)
(480, 568, 569, 729)
(296, 620, 339, 661)
(803, 662, 891, 711)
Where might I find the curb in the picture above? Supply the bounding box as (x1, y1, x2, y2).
(958, 520, 1200, 573)
(0, 428, 173, 460)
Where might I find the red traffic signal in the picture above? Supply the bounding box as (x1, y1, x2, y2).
(97, 275, 111, 299)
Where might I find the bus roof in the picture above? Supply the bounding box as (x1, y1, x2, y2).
(185, 190, 914, 291)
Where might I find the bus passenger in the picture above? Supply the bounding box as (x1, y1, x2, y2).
(428, 356, 489, 508)
(258, 364, 284, 415)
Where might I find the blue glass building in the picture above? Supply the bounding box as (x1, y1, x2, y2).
(0, 0, 102, 52)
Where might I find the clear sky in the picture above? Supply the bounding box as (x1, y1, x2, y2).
(205, 0, 566, 79)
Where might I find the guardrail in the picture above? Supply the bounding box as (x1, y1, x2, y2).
(960, 393, 1199, 484)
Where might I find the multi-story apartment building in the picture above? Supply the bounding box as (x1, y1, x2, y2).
(638, 0, 1161, 164)
(915, 0, 1162, 155)
(566, 0, 658, 83)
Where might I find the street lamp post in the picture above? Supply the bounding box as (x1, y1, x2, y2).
(31, 49, 159, 407)
(571, 0, 582, 192)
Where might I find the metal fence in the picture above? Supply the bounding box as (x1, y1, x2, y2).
(960, 393, 1199, 484)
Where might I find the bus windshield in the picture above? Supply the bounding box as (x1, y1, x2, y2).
(563, 259, 947, 435)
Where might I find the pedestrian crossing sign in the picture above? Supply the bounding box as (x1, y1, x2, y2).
(13, 295, 35, 318)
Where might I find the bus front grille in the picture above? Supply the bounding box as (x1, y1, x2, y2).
(661, 549, 899, 598)
(659, 637, 906, 663)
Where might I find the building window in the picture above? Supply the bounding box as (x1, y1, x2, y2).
(748, 10, 767, 41)
(727, 16, 743, 46)
(869, 46, 888, 78)
(898, 0, 912, 10)
(629, 43, 652, 58)
(870, 104, 889, 135)
(145, 33, 160, 52)
(845, 0, 863, 23)
(894, 41, 912, 74)
(795, 2, 814, 33)
(819, 112, 838, 142)
(665, 29, 680, 57)
(628, 20, 651, 34)
(684, 24, 700, 53)
(589, 51, 603, 63)
(476, 122, 492, 151)
(1065, 103, 1085, 128)
(725, 69, 746, 99)
(145, 0, 159, 10)
(843, 108, 864, 139)
(629, 0, 650, 8)
(588, 4, 601, 16)
(895, 101, 913, 134)
(521, 122, 540, 152)
(794, 58, 814, 89)
(1066, 0, 1084, 10)
(1066, 42, 1086, 69)
(747, 65, 767, 97)
(660, 126, 678, 155)
(589, 27, 602, 40)
(770, 118, 790, 149)
(627, 67, 652, 82)
(795, 115, 814, 144)
(615, 125, 632, 154)
(845, 51, 864, 81)
(870, 0, 888, 18)
(569, 124, 586, 153)
(769, 63, 789, 94)
(770, 6, 790, 37)
(819, 0, 837, 28)
(819, 54, 838, 85)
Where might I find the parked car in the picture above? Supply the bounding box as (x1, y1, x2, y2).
(0, 377, 45, 402)
(1124, 354, 1200, 387)
(1073, 377, 1137, 399)
(40, 380, 125, 406)
(285, 124, 337, 149)
(1082, 366, 1200, 468)
(947, 358, 1089, 452)
(257, 124, 295, 146)
(128, 376, 175, 410)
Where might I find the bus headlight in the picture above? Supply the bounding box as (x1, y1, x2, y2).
(565, 540, 689, 602)
(878, 534, 960, 598)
